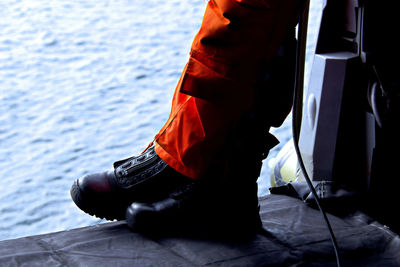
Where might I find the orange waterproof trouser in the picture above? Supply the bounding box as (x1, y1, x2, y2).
(154, 0, 299, 179)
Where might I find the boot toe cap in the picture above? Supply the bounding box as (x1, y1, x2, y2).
(125, 202, 157, 231)
(77, 170, 115, 194)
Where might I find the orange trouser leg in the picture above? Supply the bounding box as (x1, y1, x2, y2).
(154, 0, 299, 180)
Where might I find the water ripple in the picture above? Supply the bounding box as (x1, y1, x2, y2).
(0, 0, 207, 242)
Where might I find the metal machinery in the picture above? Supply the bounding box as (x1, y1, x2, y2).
(298, 0, 400, 231)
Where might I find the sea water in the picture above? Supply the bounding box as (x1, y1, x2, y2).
(0, 0, 321, 241)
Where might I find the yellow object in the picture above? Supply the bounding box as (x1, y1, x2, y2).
(269, 138, 303, 187)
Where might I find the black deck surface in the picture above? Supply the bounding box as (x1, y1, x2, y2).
(1, 194, 399, 266)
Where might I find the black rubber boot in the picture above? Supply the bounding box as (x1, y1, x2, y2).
(70, 145, 191, 220)
(125, 116, 278, 238)
(125, 181, 198, 233)
(125, 179, 262, 239)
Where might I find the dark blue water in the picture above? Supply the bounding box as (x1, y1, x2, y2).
(0, 0, 320, 241)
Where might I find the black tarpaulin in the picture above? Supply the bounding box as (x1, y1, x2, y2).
(1, 194, 399, 266)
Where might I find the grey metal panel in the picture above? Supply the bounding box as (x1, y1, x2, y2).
(299, 52, 358, 181)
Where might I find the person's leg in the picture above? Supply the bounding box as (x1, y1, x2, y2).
(71, 0, 299, 229)
(155, 0, 299, 180)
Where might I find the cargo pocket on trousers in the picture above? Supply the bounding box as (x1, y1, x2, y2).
(180, 55, 239, 102)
